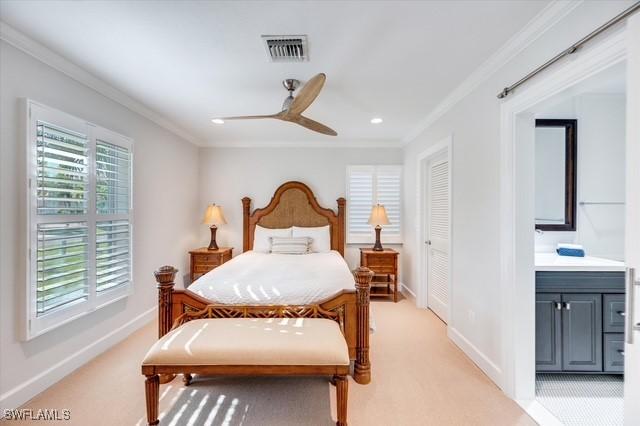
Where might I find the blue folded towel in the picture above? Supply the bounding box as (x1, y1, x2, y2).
(557, 247, 585, 257)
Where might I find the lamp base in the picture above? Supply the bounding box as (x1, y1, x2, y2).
(372, 225, 383, 251)
(207, 225, 219, 251)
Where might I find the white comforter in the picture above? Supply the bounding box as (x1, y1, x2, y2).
(188, 250, 355, 305)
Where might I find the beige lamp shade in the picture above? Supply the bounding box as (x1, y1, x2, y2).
(368, 204, 390, 226)
(202, 204, 227, 226)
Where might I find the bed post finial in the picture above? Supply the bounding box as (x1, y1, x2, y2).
(353, 266, 373, 384)
(242, 197, 251, 252)
(154, 266, 177, 338)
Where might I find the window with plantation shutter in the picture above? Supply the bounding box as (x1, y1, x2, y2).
(26, 100, 133, 340)
(346, 165, 402, 244)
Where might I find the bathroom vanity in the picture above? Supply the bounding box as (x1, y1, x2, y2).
(535, 253, 626, 374)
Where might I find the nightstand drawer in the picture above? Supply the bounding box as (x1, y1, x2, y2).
(193, 264, 217, 273)
(368, 265, 396, 274)
(194, 254, 223, 264)
(364, 254, 395, 267)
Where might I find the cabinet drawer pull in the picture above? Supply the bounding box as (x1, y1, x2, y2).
(617, 349, 625, 356)
(617, 310, 626, 317)
(555, 302, 562, 310)
(564, 302, 571, 310)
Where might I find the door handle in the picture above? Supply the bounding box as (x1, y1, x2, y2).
(425, 240, 432, 245)
(555, 302, 562, 310)
(564, 302, 571, 310)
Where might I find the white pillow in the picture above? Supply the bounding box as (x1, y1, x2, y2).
(253, 225, 292, 253)
(270, 237, 312, 255)
(292, 225, 331, 253)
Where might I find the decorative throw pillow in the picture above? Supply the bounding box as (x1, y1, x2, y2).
(269, 237, 312, 254)
(253, 225, 292, 253)
(292, 225, 331, 252)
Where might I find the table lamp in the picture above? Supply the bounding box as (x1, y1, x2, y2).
(368, 204, 390, 251)
(202, 204, 227, 250)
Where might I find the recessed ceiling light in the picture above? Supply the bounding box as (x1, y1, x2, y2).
(211, 118, 225, 124)
(370, 117, 383, 124)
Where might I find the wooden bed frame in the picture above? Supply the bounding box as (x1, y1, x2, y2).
(154, 181, 373, 384)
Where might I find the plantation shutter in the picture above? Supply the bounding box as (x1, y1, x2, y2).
(27, 101, 133, 340)
(376, 166, 402, 238)
(95, 131, 133, 295)
(36, 122, 88, 215)
(34, 118, 90, 319)
(347, 165, 402, 243)
(347, 166, 375, 241)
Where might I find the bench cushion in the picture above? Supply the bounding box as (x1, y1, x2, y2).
(142, 318, 350, 367)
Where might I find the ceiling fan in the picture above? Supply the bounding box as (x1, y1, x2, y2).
(217, 73, 337, 136)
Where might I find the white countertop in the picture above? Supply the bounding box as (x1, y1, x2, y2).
(535, 252, 626, 272)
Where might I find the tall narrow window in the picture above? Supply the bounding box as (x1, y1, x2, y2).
(346, 165, 402, 244)
(26, 101, 133, 339)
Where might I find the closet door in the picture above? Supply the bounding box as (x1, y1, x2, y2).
(426, 154, 450, 322)
(561, 293, 602, 371)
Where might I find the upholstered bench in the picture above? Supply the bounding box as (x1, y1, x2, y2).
(141, 317, 350, 425)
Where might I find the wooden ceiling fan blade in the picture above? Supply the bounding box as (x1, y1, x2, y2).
(219, 114, 280, 120)
(291, 115, 337, 136)
(287, 73, 326, 115)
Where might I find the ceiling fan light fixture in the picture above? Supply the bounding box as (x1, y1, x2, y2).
(370, 117, 383, 124)
(211, 118, 225, 124)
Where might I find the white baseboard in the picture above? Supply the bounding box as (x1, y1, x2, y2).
(516, 399, 563, 426)
(399, 282, 416, 299)
(0, 306, 157, 412)
(448, 326, 503, 388)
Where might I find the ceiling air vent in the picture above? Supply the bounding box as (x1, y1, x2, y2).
(262, 35, 309, 62)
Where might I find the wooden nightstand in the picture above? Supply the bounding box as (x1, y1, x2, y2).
(189, 247, 233, 284)
(359, 248, 399, 302)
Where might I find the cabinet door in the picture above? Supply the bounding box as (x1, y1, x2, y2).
(562, 293, 602, 371)
(536, 293, 562, 371)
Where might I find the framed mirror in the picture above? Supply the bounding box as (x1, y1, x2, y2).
(534, 119, 577, 231)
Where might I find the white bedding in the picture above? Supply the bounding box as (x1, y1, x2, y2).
(189, 250, 355, 305)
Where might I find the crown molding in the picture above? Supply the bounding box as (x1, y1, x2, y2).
(0, 21, 203, 146)
(402, 0, 583, 145)
(202, 139, 402, 149)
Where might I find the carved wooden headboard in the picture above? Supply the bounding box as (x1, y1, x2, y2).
(242, 181, 345, 256)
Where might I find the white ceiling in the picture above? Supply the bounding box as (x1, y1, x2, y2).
(0, 0, 550, 145)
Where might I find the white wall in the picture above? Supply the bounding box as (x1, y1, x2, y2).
(0, 41, 200, 409)
(535, 94, 626, 260)
(401, 1, 633, 384)
(197, 147, 403, 271)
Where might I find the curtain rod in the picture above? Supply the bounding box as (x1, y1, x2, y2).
(497, 2, 640, 99)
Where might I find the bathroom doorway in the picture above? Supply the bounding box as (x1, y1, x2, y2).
(499, 22, 640, 426)
(529, 62, 626, 426)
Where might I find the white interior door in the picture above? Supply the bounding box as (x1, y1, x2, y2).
(426, 154, 450, 322)
(624, 13, 640, 425)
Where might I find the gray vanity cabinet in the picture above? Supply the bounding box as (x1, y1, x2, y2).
(535, 271, 625, 374)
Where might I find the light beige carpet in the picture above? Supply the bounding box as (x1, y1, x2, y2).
(11, 297, 534, 425)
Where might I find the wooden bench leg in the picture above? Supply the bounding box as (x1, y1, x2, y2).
(334, 375, 348, 426)
(145, 374, 160, 426)
(183, 373, 193, 386)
